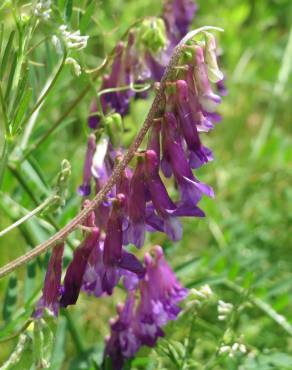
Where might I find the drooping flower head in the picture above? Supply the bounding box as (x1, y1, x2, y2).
(60, 226, 100, 307)
(34, 242, 64, 318)
(104, 292, 140, 370)
(103, 194, 145, 295)
(137, 245, 188, 345)
(125, 157, 146, 248)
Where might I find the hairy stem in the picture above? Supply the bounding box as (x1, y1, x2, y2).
(0, 26, 223, 279)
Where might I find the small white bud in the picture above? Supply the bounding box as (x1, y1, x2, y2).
(58, 25, 89, 51)
(219, 345, 231, 354)
(218, 300, 233, 320)
(34, 0, 52, 20)
(65, 57, 81, 76)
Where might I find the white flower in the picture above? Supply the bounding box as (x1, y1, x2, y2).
(217, 300, 233, 320)
(190, 284, 213, 300)
(187, 284, 214, 308)
(59, 25, 89, 51)
(219, 342, 247, 357)
(65, 57, 82, 76)
(34, 0, 52, 20)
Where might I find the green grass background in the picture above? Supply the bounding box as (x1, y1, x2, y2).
(0, 0, 291, 369)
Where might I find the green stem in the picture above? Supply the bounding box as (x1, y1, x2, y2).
(0, 195, 58, 238)
(0, 320, 32, 343)
(222, 279, 292, 336)
(181, 313, 196, 369)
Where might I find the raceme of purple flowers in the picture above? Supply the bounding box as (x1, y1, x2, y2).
(104, 246, 187, 370)
(36, 0, 226, 368)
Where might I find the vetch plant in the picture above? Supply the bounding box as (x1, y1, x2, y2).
(0, 0, 239, 369)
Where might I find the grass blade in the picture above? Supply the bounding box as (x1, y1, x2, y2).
(4, 51, 18, 102)
(65, 0, 73, 22)
(0, 30, 15, 80)
(80, 1, 95, 33)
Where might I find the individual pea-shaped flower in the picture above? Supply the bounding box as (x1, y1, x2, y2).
(60, 227, 100, 307)
(204, 32, 224, 83)
(193, 45, 221, 113)
(162, 112, 214, 209)
(125, 158, 146, 248)
(103, 194, 145, 294)
(175, 80, 213, 169)
(34, 242, 64, 318)
(137, 246, 188, 345)
(144, 149, 182, 241)
(78, 134, 96, 196)
(82, 239, 105, 297)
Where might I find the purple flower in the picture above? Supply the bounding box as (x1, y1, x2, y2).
(88, 77, 109, 129)
(145, 52, 165, 82)
(104, 292, 140, 370)
(103, 194, 144, 294)
(163, 112, 214, 208)
(175, 80, 213, 169)
(34, 243, 64, 318)
(104, 246, 188, 369)
(163, 0, 197, 44)
(82, 239, 105, 297)
(60, 227, 100, 307)
(144, 149, 182, 241)
(137, 246, 188, 344)
(172, 0, 197, 38)
(125, 158, 146, 248)
(78, 134, 96, 196)
(193, 46, 221, 113)
(217, 77, 228, 96)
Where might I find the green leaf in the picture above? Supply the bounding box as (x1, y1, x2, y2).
(2, 274, 18, 322)
(64, 0, 74, 22)
(12, 88, 32, 134)
(79, 1, 95, 33)
(0, 333, 30, 370)
(50, 318, 67, 370)
(0, 30, 15, 80)
(9, 67, 28, 118)
(4, 51, 18, 102)
(0, 23, 4, 53)
(33, 317, 57, 368)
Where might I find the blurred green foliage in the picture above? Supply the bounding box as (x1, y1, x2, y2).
(0, 0, 291, 369)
